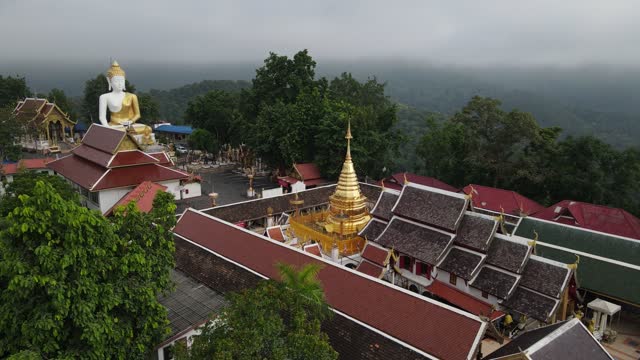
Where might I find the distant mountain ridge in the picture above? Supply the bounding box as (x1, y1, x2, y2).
(145, 80, 250, 122)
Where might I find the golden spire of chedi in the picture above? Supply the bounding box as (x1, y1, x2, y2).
(325, 120, 371, 235)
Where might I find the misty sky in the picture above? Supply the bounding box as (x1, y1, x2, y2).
(1, 0, 639, 67)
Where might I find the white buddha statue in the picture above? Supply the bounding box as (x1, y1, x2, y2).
(99, 61, 153, 142)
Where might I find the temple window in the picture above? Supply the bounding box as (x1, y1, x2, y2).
(449, 273, 457, 286)
(482, 291, 489, 299)
(401, 256, 413, 271)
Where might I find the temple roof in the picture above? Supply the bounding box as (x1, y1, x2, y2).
(105, 181, 167, 216)
(358, 218, 388, 241)
(174, 209, 486, 360)
(470, 266, 520, 299)
(484, 319, 613, 360)
(2, 158, 55, 175)
(438, 246, 485, 280)
(379, 173, 458, 192)
(454, 212, 498, 252)
(392, 183, 468, 232)
(360, 242, 391, 267)
(371, 190, 399, 221)
(486, 234, 532, 274)
(81, 124, 137, 154)
(375, 217, 455, 266)
(520, 256, 572, 299)
(502, 287, 560, 322)
(463, 184, 544, 217)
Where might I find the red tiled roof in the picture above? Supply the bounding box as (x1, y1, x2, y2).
(427, 280, 504, 321)
(304, 243, 322, 256)
(174, 210, 485, 360)
(106, 181, 167, 216)
(47, 155, 106, 189)
(14, 98, 47, 113)
(148, 152, 173, 166)
(294, 163, 322, 181)
(82, 124, 128, 154)
(40, 103, 54, 116)
(277, 176, 299, 187)
(2, 158, 56, 175)
(463, 184, 544, 216)
(266, 227, 285, 242)
(109, 150, 159, 168)
(381, 173, 458, 192)
(355, 260, 385, 279)
(361, 243, 390, 267)
(72, 144, 113, 167)
(533, 200, 640, 240)
(93, 164, 189, 191)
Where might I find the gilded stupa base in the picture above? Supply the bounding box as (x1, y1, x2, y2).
(289, 210, 366, 257)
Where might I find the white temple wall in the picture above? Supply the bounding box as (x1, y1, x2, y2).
(182, 182, 201, 199)
(158, 180, 183, 200)
(99, 187, 134, 214)
(262, 187, 284, 199)
(467, 285, 499, 305)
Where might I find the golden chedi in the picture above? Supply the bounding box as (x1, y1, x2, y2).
(324, 121, 371, 235)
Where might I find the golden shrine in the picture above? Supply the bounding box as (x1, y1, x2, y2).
(289, 121, 371, 256)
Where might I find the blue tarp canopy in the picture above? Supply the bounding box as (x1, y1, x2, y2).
(154, 125, 193, 135)
(74, 122, 89, 132)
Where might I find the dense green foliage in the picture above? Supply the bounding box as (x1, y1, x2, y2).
(177, 263, 336, 360)
(185, 90, 242, 145)
(0, 181, 176, 358)
(0, 75, 31, 108)
(46, 88, 76, 120)
(417, 96, 640, 215)
(146, 80, 250, 122)
(188, 128, 218, 154)
(0, 106, 24, 161)
(0, 172, 78, 217)
(137, 92, 161, 124)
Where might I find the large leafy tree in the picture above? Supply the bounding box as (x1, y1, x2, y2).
(0, 106, 24, 161)
(137, 93, 161, 124)
(0, 75, 31, 108)
(188, 128, 219, 154)
(0, 172, 78, 217)
(0, 181, 175, 358)
(82, 74, 136, 123)
(185, 90, 242, 145)
(177, 263, 337, 360)
(47, 88, 76, 121)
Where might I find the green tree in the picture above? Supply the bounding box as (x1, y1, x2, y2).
(137, 93, 161, 124)
(0, 182, 175, 358)
(177, 263, 337, 360)
(188, 128, 219, 154)
(0, 172, 78, 217)
(82, 74, 136, 123)
(185, 90, 242, 145)
(0, 75, 31, 108)
(47, 88, 76, 120)
(0, 106, 24, 161)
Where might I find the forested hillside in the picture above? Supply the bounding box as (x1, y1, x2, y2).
(144, 80, 250, 122)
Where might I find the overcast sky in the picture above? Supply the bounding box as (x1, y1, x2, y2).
(1, 0, 639, 67)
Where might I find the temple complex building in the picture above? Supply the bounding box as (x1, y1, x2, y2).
(48, 124, 201, 214)
(13, 98, 76, 150)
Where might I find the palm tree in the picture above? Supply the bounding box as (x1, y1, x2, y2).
(276, 262, 329, 318)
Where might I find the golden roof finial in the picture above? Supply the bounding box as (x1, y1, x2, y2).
(403, 172, 408, 185)
(106, 60, 126, 79)
(345, 119, 353, 160)
(528, 230, 539, 247)
(381, 179, 385, 189)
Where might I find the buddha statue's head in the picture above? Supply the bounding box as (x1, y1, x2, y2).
(106, 61, 126, 92)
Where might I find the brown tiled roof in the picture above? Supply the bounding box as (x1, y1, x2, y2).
(375, 218, 454, 266)
(72, 144, 113, 167)
(371, 191, 399, 221)
(294, 163, 322, 180)
(47, 154, 106, 189)
(520, 257, 571, 299)
(203, 183, 382, 224)
(361, 243, 390, 267)
(355, 260, 385, 279)
(303, 243, 322, 256)
(358, 218, 387, 241)
(15, 98, 47, 113)
(82, 124, 128, 154)
(470, 266, 519, 299)
(393, 184, 467, 231)
(486, 235, 531, 273)
(148, 152, 174, 166)
(438, 247, 484, 280)
(204, 185, 336, 222)
(93, 164, 189, 191)
(109, 150, 159, 167)
(174, 210, 485, 360)
(502, 287, 559, 322)
(455, 213, 498, 252)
